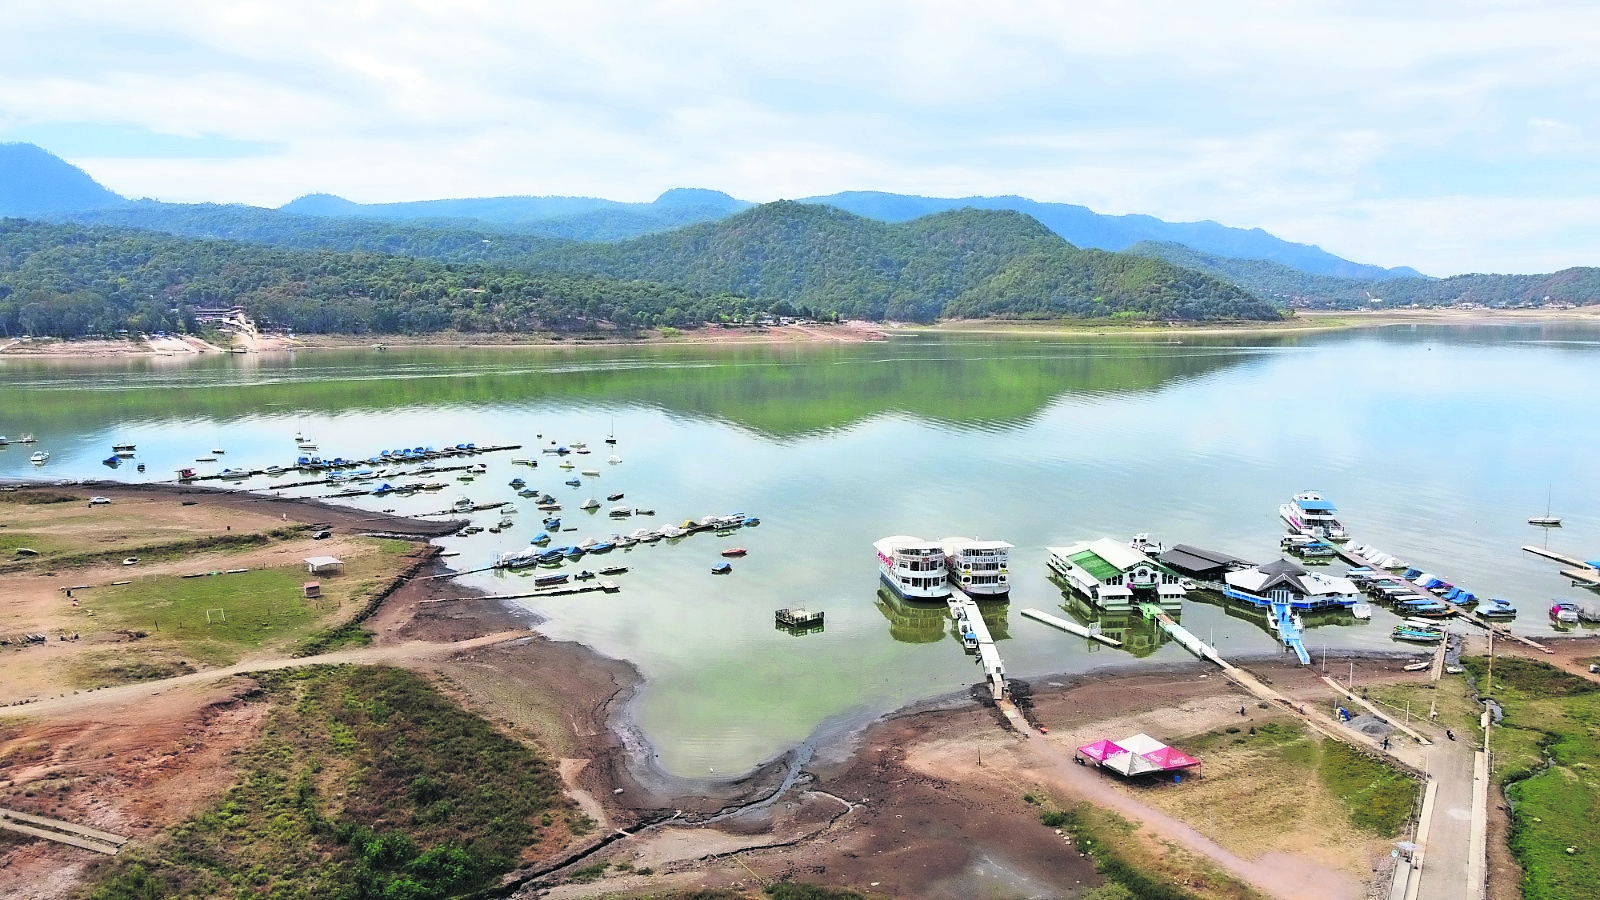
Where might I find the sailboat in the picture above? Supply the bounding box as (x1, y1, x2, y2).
(605, 416, 618, 446)
(1529, 486, 1561, 527)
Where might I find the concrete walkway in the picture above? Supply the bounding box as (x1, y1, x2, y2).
(1412, 727, 1484, 900)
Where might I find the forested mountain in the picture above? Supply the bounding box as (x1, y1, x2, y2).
(526, 202, 1280, 322)
(0, 220, 733, 337)
(1129, 241, 1600, 309)
(0, 143, 124, 216)
(799, 191, 1424, 280)
(0, 206, 1279, 339)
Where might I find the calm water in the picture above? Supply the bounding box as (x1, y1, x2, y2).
(3, 324, 1597, 776)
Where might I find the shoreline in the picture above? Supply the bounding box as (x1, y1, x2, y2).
(5, 307, 1596, 360)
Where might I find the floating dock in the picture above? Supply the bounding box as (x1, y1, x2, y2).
(1522, 545, 1600, 588)
(947, 589, 1006, 700)
(1019, 608, 1123, 647)
(1332, 545, 1549, 653)
(1138, 604, 1225, 664)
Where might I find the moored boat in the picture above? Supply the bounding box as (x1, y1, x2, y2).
(711, 561, 732, 574)
(940, 537, 1013, 596)
(1552, 601, 1580, 624)
(1392, 624, 1444, 643)
(1279, 492, 1349, 541)
(721, 547, 747, 557)
(29, 450, 49, 464)
(875, 536, 949, 599)
(1480, 598, 1518, 618)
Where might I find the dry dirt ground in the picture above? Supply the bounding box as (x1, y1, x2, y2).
(0, 484, 452, 703)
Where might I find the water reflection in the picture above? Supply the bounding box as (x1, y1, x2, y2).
(875, 588, 948, 644)
(1056, 589, 1175, 659)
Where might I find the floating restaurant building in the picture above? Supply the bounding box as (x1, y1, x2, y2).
(1223, 558, 1361, 610)
(874, 536, 950, 600)
(1047, 538, 1186, 611)
(940, 537, 1013, 596)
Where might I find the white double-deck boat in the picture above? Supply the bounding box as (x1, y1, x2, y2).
(940, 537, 1012, 596)
(1279, 492, 1349, 541)
(874, 536, 950, 600)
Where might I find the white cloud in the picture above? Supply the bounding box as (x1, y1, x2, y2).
(1, 1, 1598, 272)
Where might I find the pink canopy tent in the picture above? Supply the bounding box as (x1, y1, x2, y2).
(1143, 746, 1201, 770)
(1102, 750, 1162, 776)
(1077, 739, 1126, 762)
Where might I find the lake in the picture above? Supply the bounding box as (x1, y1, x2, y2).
(3, 322, 1597, 776)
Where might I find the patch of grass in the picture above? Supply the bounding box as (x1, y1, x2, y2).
(292, 621, 373, 657)
(1317, 741, 1416, 835)
(1045, 805, 1206, 900)
(85, 664, 572, 900)
(70, 649, 196, 688)
(84, 567, 323, 663)
(0, 490, 81, 505)
(766, 885, 866, 899)
(0, 532, 58, 557)
(1178, 721, 1417, 838)
(1460, 655, 1600, 900)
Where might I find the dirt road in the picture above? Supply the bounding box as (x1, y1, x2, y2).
(10, 631, 530, 721)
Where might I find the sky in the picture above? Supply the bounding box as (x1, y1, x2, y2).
(2, 1, 1598, 275)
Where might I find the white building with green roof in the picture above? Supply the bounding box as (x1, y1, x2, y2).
(1047, 538, 1186, 611)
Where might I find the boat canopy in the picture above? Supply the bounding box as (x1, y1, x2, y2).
(1298, 499, 1337, 511)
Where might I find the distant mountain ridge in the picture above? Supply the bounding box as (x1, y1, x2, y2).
(279, 187, 753, 241)
(799, 191, 1424, 281)
(0, 143, 124, 216)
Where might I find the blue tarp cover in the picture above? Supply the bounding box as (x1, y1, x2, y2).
(1298, 500, 1337, 511)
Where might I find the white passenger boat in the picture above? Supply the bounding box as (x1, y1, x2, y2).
(940, 537, 1013, 596)
(1279, 492, 1349, 541)
(875, 536, 950, 600)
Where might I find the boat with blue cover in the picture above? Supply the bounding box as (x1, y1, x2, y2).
(1279, 492, 1350, 541)
(531, 532, 551, 545)
(711, 561, 732, 574)
(1393, 624, 1444, 643)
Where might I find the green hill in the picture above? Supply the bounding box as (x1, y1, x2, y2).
(531, 202, 1281, 322)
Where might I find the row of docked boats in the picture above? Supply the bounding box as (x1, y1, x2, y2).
(875, 536, 1013, 600)
(494, 511, 760, 569)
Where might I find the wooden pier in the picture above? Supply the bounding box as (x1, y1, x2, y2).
(1019, 608, 1123, 647)
(1333, 544, 1551, 654)
(1522, 545, 1600, 587)
(174, 443, 524, 485)
(947, 589, 1006, 700)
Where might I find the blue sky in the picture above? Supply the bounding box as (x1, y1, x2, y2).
(2, 1, 1597, 275)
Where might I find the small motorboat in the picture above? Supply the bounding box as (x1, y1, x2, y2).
(580, 498, 601, 510)
(607, 492, 625, 501)
(512, 457, 536, 466)
(103, 456, 121, 467)
(608, 454, 622, 464)
(711, 561, 733, 575)
(575, 570, 597, 581)
(565, 477, 582, 487)
(264, 465, 287, 476)
(742, 517, 760, 527)
(635, 507, 655, 516)
(30, 451, 50, 464)
(534, 573, 570, 587)
(598, 565, 628, 576)
(571, 441, 588, 450)
(212, 448, 225, 455)
(123, 557, 139, 566)
(1351, 601, 1373, 620)
(537, 549, 565, 564)
(721, 547, 748, 557)
(1552, 601, 1580, 624)
(112, 443, 136, 455)
(564, 546, 587, 560)
(1392, 625, 1444, 643)
(543, 517, 562, 529)
(1481, 598, 1518, 618)
(559, 462, 577, 470)
(609, 505, 632, 517)
(531, 532, 552, 545)
(581, 468, 600, 476)
(1403, 661, 1430, 672)
(452, 496, 475, 511)
(590, 542, 615, 554)
(509, 478, 526, 488)
(1529, 516, 1562, 527)
(195, 456, 216, 462)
